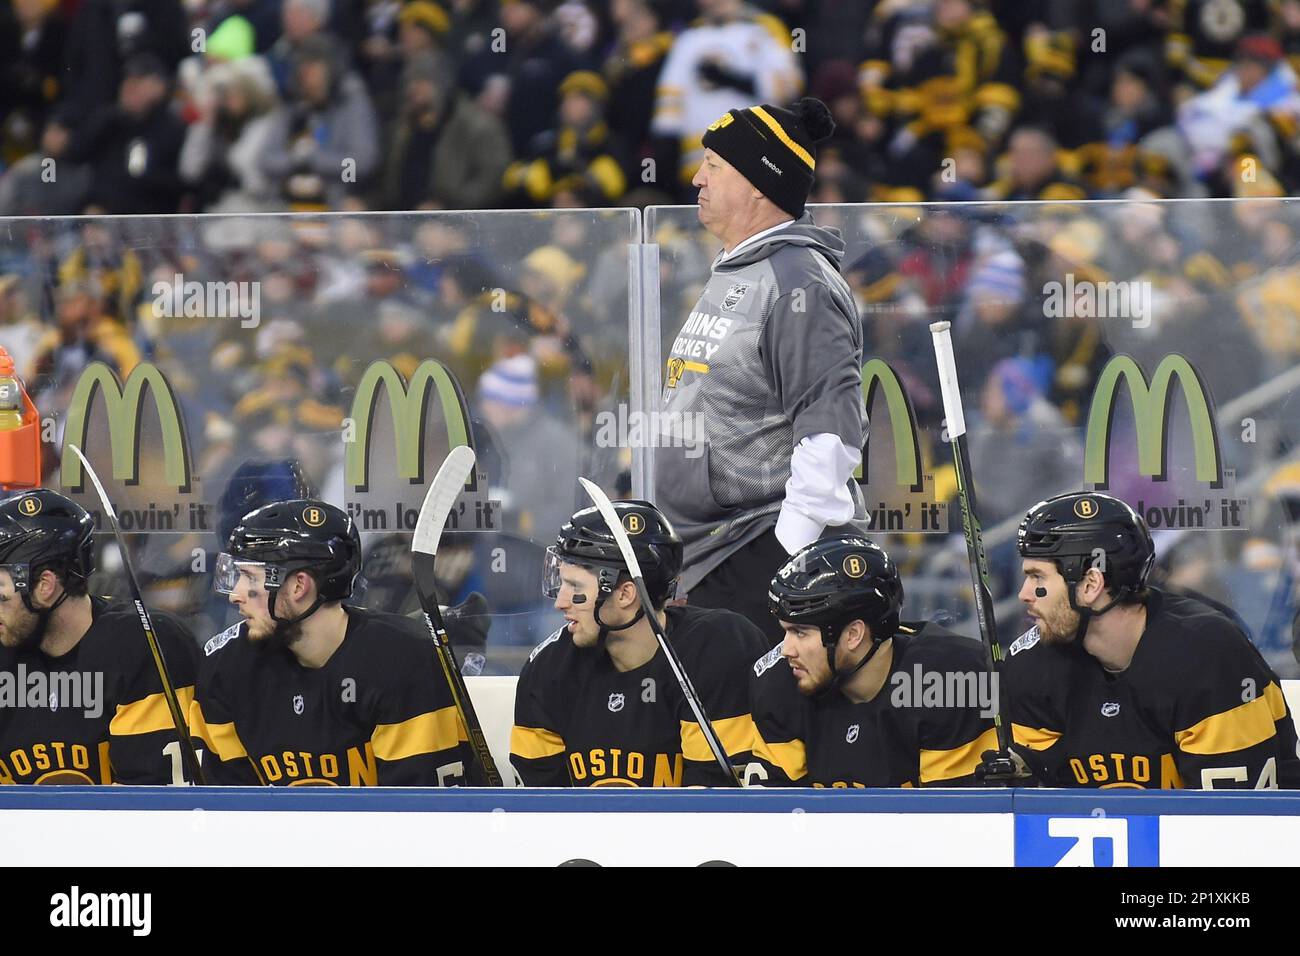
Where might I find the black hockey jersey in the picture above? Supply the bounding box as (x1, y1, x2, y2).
(510, 605, 770, 787)
(1004, 588, 1300, 789)
(189, 606, 471, 786)
(747, 623, 999, 788)
(0, 597, 199, 785)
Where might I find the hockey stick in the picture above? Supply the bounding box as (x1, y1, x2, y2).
(67, 445, 206, 785)
(577, 477, 740, 786)
(928, 322, 1013, 758)
(412, 444, 502, 787)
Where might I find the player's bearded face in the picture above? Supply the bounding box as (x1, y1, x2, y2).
(1019, 560, 1081, 644)
(781, 623, 833, 694)
(0, 571, 40, 649)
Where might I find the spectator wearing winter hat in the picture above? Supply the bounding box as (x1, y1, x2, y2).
(62, 53, 187, 214)
(983, 125, 1088, 201)
(967, 356, 1080, 521)
(476, 351, 581, 540)
(502, 70, 627, 206)
(1178, 34, 1300, 182)
(952, 248, 1038, 388)
(259, 33, 380, 210)
(603, 0, 674, 186)
(377, 50, 512, 210)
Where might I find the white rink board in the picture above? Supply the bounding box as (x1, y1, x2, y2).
(0, 809, 1013, 867)
(1156, 816, 1300, 866)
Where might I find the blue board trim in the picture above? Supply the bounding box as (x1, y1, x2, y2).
(0, 787, 1298, 814)
(0, 786, 1011, 813)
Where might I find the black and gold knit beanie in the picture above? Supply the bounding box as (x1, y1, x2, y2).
(700, 96, 835, 217)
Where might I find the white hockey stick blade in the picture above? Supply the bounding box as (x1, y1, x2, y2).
(67, 445, 119, 521)
(928, 320, 967, 440)
(413, 445, 476, 557)
(578, 477, 645, 580)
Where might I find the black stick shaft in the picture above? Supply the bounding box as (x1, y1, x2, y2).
(413, 555, 502, 786)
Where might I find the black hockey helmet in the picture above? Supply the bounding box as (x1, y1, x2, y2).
(0, 490, 96, 600)
(217, 500, 361, 620)
(1017, 492, 1154, 604)
(769, 536, 904, 647)
(545, 499, 683, 608)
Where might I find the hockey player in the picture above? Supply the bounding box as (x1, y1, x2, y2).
(1001, 491, 1300, 789)
(190, 499, 471, 785)
(748, 536, 998, 787)
(511, 500, 769, 787)
(0, 489, 199, 785)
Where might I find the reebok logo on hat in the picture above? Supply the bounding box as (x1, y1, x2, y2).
(760, 156, 783, 175)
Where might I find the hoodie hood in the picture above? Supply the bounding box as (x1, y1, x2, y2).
(715, 212, 847, 272)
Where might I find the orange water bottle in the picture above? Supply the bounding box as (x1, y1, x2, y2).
(0, 346, 40, 488)
(0, 349, 23, 431)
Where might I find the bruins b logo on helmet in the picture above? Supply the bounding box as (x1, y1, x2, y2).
(623, 514, 644, 535)
(18, 497, 41, 517)
(302, 506, 326, 528)
(1073, 498, 1099, 519)
(842, 554, 867, 578)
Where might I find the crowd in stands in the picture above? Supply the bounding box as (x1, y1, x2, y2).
(7, 0, 1300, 215)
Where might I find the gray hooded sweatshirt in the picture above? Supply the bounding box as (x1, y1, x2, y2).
(655, 213, 868, 593)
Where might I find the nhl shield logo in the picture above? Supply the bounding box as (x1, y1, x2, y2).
(607, 693, 625, 713)
(1101, 702, 1120, 717)
(49, 690, 58, 712)
(293, 694, 305, 715)
(845, 723, 860, 744)
(721, 282, 749, 311)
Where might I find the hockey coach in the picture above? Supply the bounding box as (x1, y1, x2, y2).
(655, 96, 868, 641)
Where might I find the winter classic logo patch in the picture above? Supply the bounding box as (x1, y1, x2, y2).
(721, 282, 749, 311)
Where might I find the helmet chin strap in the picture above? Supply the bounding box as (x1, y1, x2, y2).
(1065, 582, 1132, 644)
(593, 593, 644, 645)
(21, 587, 74, 647)
(267, 588, 327, 630)
(817, 623, 886, 699)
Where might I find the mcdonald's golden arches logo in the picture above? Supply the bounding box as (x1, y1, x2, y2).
(302, 506, 326, 528)
(623, 514, 645, 535)
(18, 497, 41, 517)
(842, 554, 867, 578)
(1073, 498, 1098, 519)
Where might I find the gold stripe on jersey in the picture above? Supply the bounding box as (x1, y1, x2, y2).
(109, 686, 195, 736)
(752, 733, 807, 781)
(371, 705, 464, 761)
(1174, 683, 1287, 755)
(920, 726, 1000, 783)
(1012, 723, 1062, 751)
(188, 700, 250, 761)
(680, 714, 756, 761)
(510, 725, 566, 759)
